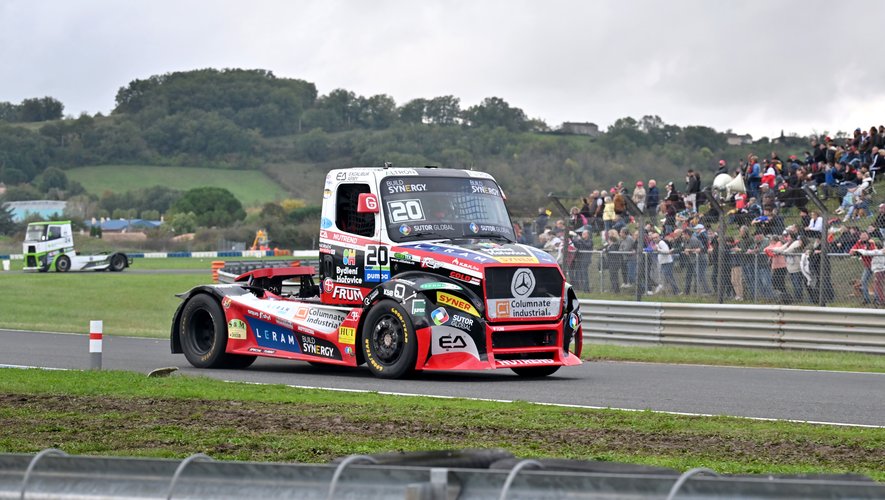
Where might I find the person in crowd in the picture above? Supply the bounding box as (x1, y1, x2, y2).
(854, 243, 885, 305)
(533, 207, 549, 246)
(681, 229, 702, 295)
(727, 234, 744, 301)
(716, 159, 728, 176)
(649, 232, 678, 295)
(833, 225, 859, 253)
(632, 181, 646, 213)
(764, 234, 789, 301)
(747, 229, 773, 300)
(612, 188, 626, 218)
(685, 169, 701, 208)
(602, 229, 621, 293)
(849, 231, 878, 304)
(804, 210, 823, 239)
(572, 229, 594, 292)
(569, 206, 587, 231)
(662, 200, 677, 236)
(747, 155, 762, 199)
(602, 195, 616, 241)
(773, 232, 806, 303)
(645, 179, 660, 216)
(694, 224, 712, 294)
(619, 227, 636, 287)
(875, 204, 885, 240)
(664, 181, 679, 203)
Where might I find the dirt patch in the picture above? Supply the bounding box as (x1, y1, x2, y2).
(1, 393, 881, 471)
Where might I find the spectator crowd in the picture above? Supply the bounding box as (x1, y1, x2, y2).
(522, 127, 885, 306)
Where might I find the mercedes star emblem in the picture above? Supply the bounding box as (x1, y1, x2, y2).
(510, 268, 536, 298)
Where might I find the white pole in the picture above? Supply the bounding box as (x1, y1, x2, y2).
(89, 320, 102, 370)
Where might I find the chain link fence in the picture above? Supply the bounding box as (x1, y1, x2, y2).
(524, 188, 885, 308)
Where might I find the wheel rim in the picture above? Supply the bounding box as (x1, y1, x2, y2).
(186, 308, 215, 355)
(370, 313, 404, 364)
(57, 258, 69, 271)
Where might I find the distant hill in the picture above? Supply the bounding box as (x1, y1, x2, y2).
(1, 67, 820, 217)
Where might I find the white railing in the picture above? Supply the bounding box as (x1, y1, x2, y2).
(580, 300, 885, 354)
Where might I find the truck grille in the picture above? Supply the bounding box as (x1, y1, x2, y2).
(484, 267, 563, 299)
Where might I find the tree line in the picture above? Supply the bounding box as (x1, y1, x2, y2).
(0, 67, 817, 247)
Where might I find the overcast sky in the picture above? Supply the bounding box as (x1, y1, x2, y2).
(2, 0, 883, 139)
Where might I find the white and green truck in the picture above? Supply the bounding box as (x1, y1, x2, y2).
(22, 221, 131, 272)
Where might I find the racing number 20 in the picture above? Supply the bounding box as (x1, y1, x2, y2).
(387, 200, 424, 222)
(366, 245, 389, 268)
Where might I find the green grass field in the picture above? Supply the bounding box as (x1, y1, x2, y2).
(66, 165, 291, 207)
(0, 369, 881, 479)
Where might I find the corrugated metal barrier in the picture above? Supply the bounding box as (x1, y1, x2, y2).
(581, 300, 885, 354)
(1, 451, 882, 499)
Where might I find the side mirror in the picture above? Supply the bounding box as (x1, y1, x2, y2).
(357, 193, 379, 214)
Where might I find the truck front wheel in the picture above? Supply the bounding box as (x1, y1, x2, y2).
(179, 294, 256, 369)
(109, 253, 127, 272)
(55, 255, 71, 272)
(361, 300, 417, 379)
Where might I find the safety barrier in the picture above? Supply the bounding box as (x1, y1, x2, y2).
(0, 451, 880, 499)
(580, 299, 885, 354)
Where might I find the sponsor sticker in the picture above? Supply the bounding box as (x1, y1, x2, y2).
(450, 314, 474, 330)
(320, 216, 333, 228)
(497, 359, 555, 366)
(399, 224, 412, 236)
(339, 327, 356, 345)
(332, 286, 364, 302)
(323, 189, 333, 199)
(487, 297, 561, 319)
(420, 282, 462, 291)
(411, 299, 426, 315)
(323, 278, 334, 293)
(569, 312, 579, 329)
(495, 256, 539, 264)
(430, 307, 449, 326)
(430, 325, 480, 360)
(437, 292, 479, 317)
(222, 297, 232, 309)
(469, 222, 479, 233)
(342, 248, 356, 266)
(227, 319, 247, 340)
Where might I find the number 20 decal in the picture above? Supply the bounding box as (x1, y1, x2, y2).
(387, 200, 424, 222)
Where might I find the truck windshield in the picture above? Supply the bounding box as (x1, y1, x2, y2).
(380, 176, 516, 243)
(25, 225, 46, 242)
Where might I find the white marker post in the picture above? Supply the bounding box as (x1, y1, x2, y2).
(89, 320, 102, 370)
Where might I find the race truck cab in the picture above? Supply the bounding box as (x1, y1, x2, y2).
(22, 221, 130, 272)
(171, 166, 583, 378)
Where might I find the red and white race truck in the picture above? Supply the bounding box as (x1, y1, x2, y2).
(171, 166, 583, 378)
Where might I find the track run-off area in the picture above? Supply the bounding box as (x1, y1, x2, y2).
(0, 329, 882, 428)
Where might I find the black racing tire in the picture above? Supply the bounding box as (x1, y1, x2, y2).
(55, 255, 71, 272)
(109, 253, 127, 272)
(361, 299, 418, 379)
(510, 365, 561, 377)
(179, 294, 256, 369)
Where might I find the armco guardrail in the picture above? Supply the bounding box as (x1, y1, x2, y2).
(1, 451, 881, 499)
(581, 300, 885, 354)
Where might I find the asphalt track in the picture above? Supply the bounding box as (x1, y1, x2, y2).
(1, 329, 882, 427)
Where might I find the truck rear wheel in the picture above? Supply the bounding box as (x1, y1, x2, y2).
(109, 253, 127, 272)
(361, 299, 417, 379)
(55, 255, 71, 272)
(511, 366, 560, 377)
(179, 294, 256, 369)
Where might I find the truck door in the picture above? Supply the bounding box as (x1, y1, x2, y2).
(320, 183, 382, 305)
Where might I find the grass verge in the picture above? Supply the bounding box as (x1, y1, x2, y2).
(0, 368, 881, 479)
(587, 344, 885, 373)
